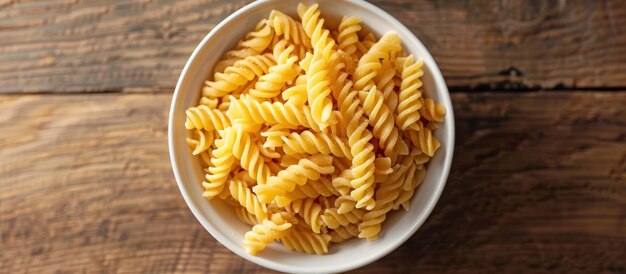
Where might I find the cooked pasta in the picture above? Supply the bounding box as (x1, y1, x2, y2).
(185, 2, 446, 256)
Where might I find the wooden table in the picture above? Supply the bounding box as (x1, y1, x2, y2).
(1, 1, 625, 273)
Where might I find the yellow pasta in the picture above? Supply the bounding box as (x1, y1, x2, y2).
(329, 224, 359, 243)
(185, 2, 446, 256)
(354, 32, 401, 90)
(243, 213, 292, 255)
(235, 205, 260, 226)
(321, 207, 365, 229)
(254, 154, 334, 204)
(358, 86, 409, 160)
(267, 10, 312, 49)
(280, 226, 332, 255)
(248, 40, 300, 99)
(202, 136, 235, 199)
(337, 16, 362, 58)
(221, 125, 272, 185)
(396, 55, 424, 130)
(185, 105, 231, 131)
(282, 75, 307, 105)
(214, 20, 275, 73)
(186, 129, 214, 155)
(280, 130, 352, 159)
(203, 53, 276, 98)
(229, 179, 268, 223)
(284, 198, 324, 233)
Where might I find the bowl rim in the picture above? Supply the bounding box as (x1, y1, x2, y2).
(168, 0, 455, 273)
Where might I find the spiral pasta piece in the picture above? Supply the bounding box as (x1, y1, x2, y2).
(406, 121, 441, 157)
(281, 226, 331, 255)
(281, 176, 338, 203)
(357, 31, 377, 55)
(197, 150, 213, 168)
(258, 143, 281, 159)
(227, 94, 337, 132)
(375, 59, 399, 113)
(329, 224, 359, 243)
(284, 198, 323, 233)
(282, 75, 308, 105)
(354, 33, 401, 90)
(419, 97, 446, 123)
(221, 125, 272, 185)
(229, 179, 268, 223)
(280, 131, 352, 159)
(393, 164, 424, 211)
(337, 16, 362, 57)
(358, 86, 409, 159)
(298, 4, 335, 127)
(358, 161, 410, 240)
(332, 84, 377, 210)
(186, 129, 214, 155)
(243, 213, 292, 255)
(235, 205, 259, 226)
(321, 207, 365, 229)
(298, 3, 335, 60)
(300, 52, 333, 129)
(260, 125, 290, 148)
(203, 54, 276, 98)
(214, 20, 275, 73)
(203, 137, 235, 199)
(267, 10, 312, 48)
(249, 41, 300, 99)
(318, 196, 337, 209)
(396, 55, 424, 130)
(344, 106, 376, 210)
(253, 154, 334, 204)
(185, 105, 231, 131)
(199, 96, 219, 108)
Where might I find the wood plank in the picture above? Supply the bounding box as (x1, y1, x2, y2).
(1, 92, 625, 273)
(1, 0, 625, 94)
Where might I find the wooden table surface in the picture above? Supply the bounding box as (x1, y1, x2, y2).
(1, 1, 625, 273)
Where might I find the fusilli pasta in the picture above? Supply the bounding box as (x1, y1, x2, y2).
(185, 2, 446, 256)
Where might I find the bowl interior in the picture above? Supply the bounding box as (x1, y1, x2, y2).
(169, 0, 454, 273)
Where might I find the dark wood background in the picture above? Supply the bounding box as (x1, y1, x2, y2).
(1, 0, 625, 273)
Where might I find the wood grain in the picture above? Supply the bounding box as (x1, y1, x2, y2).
(1, 0, 625, 94)
(1, 92, 624, 273)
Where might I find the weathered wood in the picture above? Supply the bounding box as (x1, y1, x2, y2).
(1, 92, 624, 273)
(0, 0, 625, 94)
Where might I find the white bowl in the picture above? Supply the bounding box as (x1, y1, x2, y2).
(168, 0, 455, 273)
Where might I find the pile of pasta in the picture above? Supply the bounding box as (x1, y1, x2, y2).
(185, 3, 446, 255)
